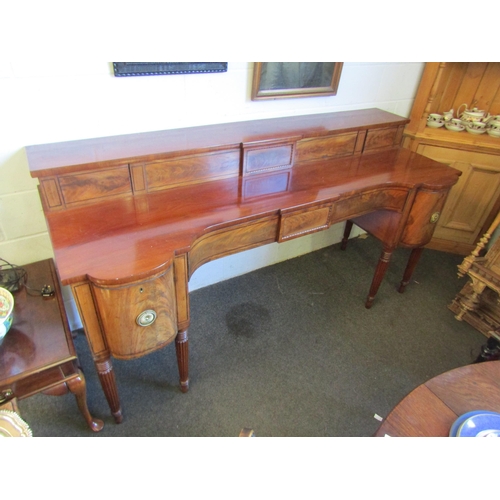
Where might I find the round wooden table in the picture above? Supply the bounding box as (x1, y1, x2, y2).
(375, 360, 500, 437)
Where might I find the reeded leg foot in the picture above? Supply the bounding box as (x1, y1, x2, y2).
(175, 329, 189, 393)
(365, 246, 393, 308)
(95, 357, 123, 423)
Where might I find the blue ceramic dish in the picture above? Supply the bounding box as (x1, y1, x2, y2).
(450, 410, 500, 437)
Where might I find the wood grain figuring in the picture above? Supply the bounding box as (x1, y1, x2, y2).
(142, 149, 240, 191)
(71, 283, 108, 356)
(400, 189, 448, 247)
(295, 132, 357, 162)
(27, 109, 409, 175)
(242, 142, 294, 175)
(189, 216, 279, 277)
(91, 266, 177, 359)
(58, 166, 132, 206)
(174, 254, 190, 329)
(376, 385, 458, 437)
(330, 187, 408, 222)
(279, 204, 332, 241)
(364, 127, 400, 151)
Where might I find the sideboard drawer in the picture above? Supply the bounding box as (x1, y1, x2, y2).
(330, 187, 408, 222)
(279, 204, 332, 241)
(91, 266, 177, 359)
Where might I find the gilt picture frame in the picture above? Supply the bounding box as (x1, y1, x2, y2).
(251, 62, 343, 100)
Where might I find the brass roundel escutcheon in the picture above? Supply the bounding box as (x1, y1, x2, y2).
(136, 309, 157, 327)
(430, 212, 440, 224)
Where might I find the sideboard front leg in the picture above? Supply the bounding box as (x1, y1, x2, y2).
(365, 246, 393, 309)
(398, 247, 424, 293)
(175, 329, 189, 393)
(95, 357, 123, 423)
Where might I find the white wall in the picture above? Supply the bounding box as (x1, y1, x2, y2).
(0, 62, 425, 329)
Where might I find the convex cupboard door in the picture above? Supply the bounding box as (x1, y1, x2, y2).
(91, 266, 178, 359)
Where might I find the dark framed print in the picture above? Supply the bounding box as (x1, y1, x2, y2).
(113, 62, 228, 77)
(251, 62, 343, 100)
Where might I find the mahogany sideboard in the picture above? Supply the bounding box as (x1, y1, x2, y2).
(26, 109, 461, 423)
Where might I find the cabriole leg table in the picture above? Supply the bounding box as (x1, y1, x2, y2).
(0, 259, 103, 432)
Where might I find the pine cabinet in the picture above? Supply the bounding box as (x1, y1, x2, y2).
(403, 62, 500, 255)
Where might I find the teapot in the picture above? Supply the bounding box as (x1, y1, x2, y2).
(457, 104, 491, 123)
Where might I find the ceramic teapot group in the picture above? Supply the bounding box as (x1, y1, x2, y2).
(426, 103, 500, 137)
(456, 104, 491, 124)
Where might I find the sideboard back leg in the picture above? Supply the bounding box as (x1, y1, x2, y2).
(398, 247, 424, 293)
(175, 329, 189, 393)
(365, 246, 393, 308)
(340, 220, 354, 251)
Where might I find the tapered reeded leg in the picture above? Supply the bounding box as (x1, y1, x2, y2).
(365, 246, 393, 308)
(340, 220, 354, 251)
(67, 370, 104, 432)
(175, 329, 189, 393)
(95, 357, 123, 423)
(398, 247, 424, 293)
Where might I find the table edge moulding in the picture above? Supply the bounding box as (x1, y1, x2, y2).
(26, 109, 461, 423)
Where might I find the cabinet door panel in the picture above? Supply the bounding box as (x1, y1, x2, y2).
(91, 266, 177, 359)
(417, 145, 500, 245)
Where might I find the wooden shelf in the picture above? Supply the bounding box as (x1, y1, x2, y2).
(412, 126, 500, 154)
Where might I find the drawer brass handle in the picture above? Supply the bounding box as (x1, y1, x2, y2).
(0, 389, 13, 404)
(430, 212, 440, 224)
(136, 310, 157, 327)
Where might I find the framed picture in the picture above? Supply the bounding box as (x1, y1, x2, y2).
(251, 62, 343, 100)
(113, 62, 228, 77)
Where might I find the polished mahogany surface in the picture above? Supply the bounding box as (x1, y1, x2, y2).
(25, 109, 462, 423)
(0, 259, 103, 431)
(44, 148, 459, 286)
(0, 260, 74, 383)
(27, 109, 406, 174)
(375, 361, 500, 437)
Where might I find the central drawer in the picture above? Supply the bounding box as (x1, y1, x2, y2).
(279, 203, 333, 241)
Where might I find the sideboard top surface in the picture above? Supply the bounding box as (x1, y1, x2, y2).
(43, 148, 459, 285)
(27, 108, 407, 175)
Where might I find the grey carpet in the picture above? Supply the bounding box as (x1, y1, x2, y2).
(18, 235, 486, 436)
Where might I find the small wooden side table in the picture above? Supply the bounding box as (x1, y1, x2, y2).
(375, 361, 500, 437)
(0, 259, 103, 432)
